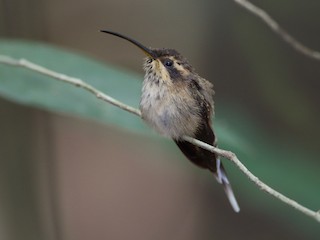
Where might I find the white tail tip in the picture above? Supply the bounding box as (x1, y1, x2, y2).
(214, 159, 240, 212)
(223, 181, 240, 212)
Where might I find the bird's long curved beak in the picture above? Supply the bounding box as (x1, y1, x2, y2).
(100, 30, 156, 59)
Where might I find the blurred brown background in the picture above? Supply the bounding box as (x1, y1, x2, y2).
(1, 0, 320, 239)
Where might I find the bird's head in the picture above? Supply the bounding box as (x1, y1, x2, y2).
(100, 30, 195, 84)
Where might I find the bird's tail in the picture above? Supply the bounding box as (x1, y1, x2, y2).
(214, 159, 240, 213)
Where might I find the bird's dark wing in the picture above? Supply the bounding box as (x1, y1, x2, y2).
(174, 100, 240, 212)
(174, 100, 218, 172)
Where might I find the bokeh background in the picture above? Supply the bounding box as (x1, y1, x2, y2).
(1, 0, 320, 239)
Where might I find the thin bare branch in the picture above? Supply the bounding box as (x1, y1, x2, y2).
(182, 136, 320, 223)
(0, 54, 319, 223)
(234, 0, 320, 60)
(0, 55, 141, 117)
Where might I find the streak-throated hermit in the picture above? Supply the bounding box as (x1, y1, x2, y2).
(101, 30, 240, 212)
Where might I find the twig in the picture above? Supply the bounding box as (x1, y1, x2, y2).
(182, 136, 320, 222)
(234, 0, 320, 61)
(0, 54, 319, 223)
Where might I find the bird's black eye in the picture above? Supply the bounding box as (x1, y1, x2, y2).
(147, 58, 153, 64)
(165, 59, 173, 67)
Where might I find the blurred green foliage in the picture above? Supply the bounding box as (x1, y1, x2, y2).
(0, 40, 319, 239)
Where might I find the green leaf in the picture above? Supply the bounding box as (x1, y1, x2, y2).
(0, 40, 147, 134)
(0, 40, 248, 148)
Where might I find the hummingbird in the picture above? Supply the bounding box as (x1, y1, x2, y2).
(101, 30, 240, 212)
